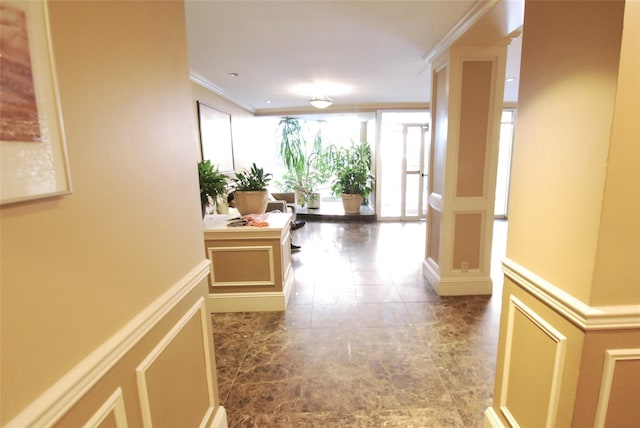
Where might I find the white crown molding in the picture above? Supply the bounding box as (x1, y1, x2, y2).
(6, 259, 211, 428)
(424, 0, 501, 65)
(502, 258, 640, 330)
(190, 71, 256, 114)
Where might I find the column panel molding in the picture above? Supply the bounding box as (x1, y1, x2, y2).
(503, 258, 640, 330)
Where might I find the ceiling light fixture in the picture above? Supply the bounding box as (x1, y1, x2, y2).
(309, 96, 333, 109)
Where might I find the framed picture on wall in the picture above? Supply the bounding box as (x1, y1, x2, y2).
(196, 101, 235, 173)
(1, 0, 72, 205)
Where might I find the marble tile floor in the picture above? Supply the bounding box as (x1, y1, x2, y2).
(211, 220, 508, 427)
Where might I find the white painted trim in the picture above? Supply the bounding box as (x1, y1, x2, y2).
(5, 259, 210, 428)
(422, 259, 492, 295)
(503, 258, 640, 330)
(209, 406, 228, 428)
(137, 298, 214, 428)
(594, 348, 640, 428)
(82, 388, 128, 428)
(500, 295, 567, 428)
(190, 72, 255, 114)
(484, 407, 506, 428)
(209, 290, 288, 313)
(424, 0, 501, 64)
(208, 245, 275, 287)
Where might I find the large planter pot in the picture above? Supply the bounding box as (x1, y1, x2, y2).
(234, 190, 268, 215)
(341, 193, 362, 214)
(307, 192, 321, 209)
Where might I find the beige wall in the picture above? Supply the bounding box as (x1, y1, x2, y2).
(1, 1, 218, 425)
(505, 0, 626, 304)
(590, 0, 640, 306)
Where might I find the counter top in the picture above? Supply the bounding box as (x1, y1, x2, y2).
(203, 213, 292, 233)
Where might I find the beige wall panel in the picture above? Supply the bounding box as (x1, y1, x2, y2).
(428, 207, 442, 265)
(501, 296, 566, 427)
(572, 331, 640, 427)
(209, 246, 274, 285)
(605, 357, 640, 427)
(456, 61, 491, 197)
(137, 301, 212, 428)
(85, 388, 127, 428)
(51, 282, 219, 428)
(591, 0, 640, 306)
(98, 411, 118, 428)
(452, 213, 482, 269)
(506, 0, 625, 303)
(492, 278, 585, 428)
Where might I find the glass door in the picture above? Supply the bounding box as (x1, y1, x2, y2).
(378, 111, 430, 221)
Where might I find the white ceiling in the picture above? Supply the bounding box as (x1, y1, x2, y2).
(184, 1, 521, 114)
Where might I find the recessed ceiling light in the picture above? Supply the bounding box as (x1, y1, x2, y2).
(229, 72, 239, 78)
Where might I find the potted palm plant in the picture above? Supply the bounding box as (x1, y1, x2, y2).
(331, 141, 373, 214)
(276, 116, 335, 208)
(198, 160, 229, 217)
(231, 163, 273, 215)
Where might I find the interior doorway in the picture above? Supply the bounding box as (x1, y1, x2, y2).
(377, 111, 431, 221)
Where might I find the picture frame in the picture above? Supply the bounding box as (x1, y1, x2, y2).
(196, 101, 235, 173)
(1, 0, 72, 205)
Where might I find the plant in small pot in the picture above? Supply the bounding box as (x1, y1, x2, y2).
(198, 160, 230, 217)
(231, 163, 273, 215)
(331, 141, 373, 214)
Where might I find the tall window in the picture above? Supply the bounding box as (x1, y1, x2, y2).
(495, 109, 516, 218)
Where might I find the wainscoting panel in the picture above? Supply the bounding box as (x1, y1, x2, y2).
(83, 388, 128, 428)
(500, 295, 567, 428)
(208, 246, 275, 287)
(6, 260, 227, 428)
(594, 348, 640, 428)
(136, 298, 215, 428)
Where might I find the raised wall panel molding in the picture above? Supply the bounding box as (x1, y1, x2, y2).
(5, 259, 211, 428)
(500, 295, 567, 428)
(136, 297, 216, 428)
(594, 348, 640, 428)
(210, 406, 228, 428)
(208, 246, 275, 287)
(483, 407, 506, 428)
(503, 258, 640, 330)
(82, 388, 128, 428)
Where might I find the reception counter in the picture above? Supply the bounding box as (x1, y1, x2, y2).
(203, 213, 293, 312)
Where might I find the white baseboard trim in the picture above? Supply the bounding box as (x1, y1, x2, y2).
(209, 406, 228, 428)
(209, 268, 293, 313)
(422, 260, 493, 296)
(6, 259, 211, 428)
(484, 407, 506, 428)
(503, 258, 640, 330)
(209, 291, 287, 312)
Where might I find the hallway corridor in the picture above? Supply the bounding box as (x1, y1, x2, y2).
(211, 220, 507, 427)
